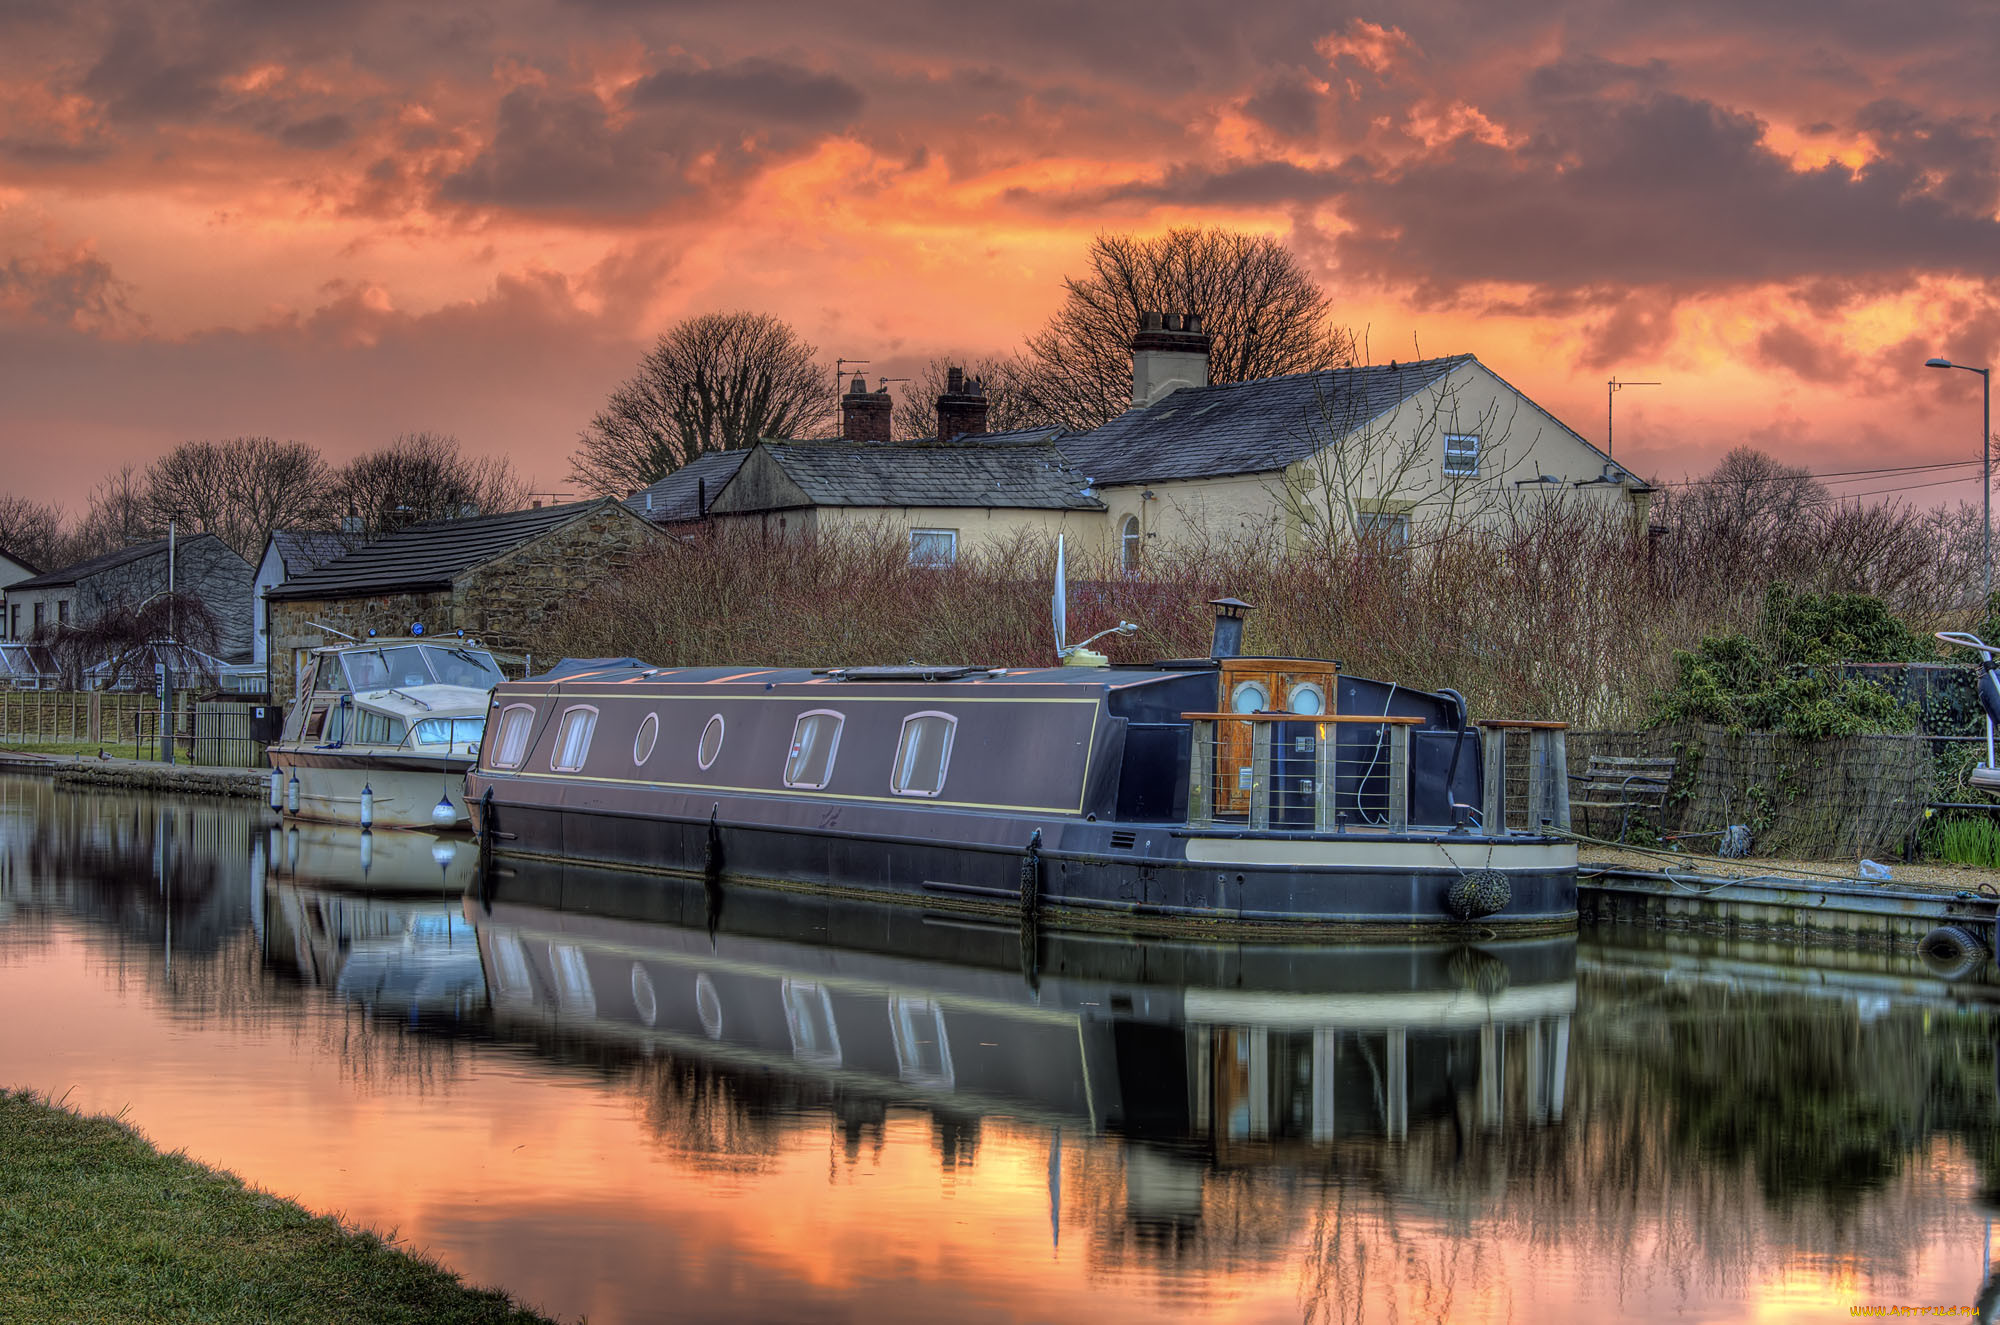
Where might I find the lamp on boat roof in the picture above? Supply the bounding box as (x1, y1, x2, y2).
(1209, 597, 1254, 659)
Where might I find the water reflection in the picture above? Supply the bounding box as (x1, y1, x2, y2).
(0, 773, 1996, 1323)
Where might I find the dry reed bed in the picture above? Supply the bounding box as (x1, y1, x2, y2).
(537, 498, 1982, 731)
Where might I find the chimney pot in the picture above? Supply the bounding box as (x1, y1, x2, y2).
(1129, 307, 1213, 408)
(1164, 312, 1182, 332)
(1141, 310, 1164, 331)
(946, 366, 964, 393)
(841, 375, 894, 442)
(1185, 313, 1202, 334)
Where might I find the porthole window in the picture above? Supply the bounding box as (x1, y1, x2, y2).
(631, 963, 658, 1026)
(491, 703, 536, 768)
(695, 972, 723, 1040)
(633, 713, 659, 765)
(1287, 683, 1326, 716)
(783, 710, 843, 789)
(550, 705, 598, 772)
(891, 711, 957, 797)
(697, 714, 725, 770)
(1230, 681, 1270, 714)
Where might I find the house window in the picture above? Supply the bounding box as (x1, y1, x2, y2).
(784, 710, 844, 789)
(697, 714, 725, 769)
(909, 528, 957, 568)
(7, 605, 16, 639)
(633, 713, 659, 765)
(32, 603, 43, 633)
(891, 711, 957, 797)
(1121, 516, 1141, 572)
(551, 705, 598, 772)
(55, 600, 68, 625)
(1444, 433, 1481, 478)
(491, 703, 536, 768)
(1357, 511, 1409, 552)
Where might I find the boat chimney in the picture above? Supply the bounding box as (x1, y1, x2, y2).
(1208, 597, 1253, 658)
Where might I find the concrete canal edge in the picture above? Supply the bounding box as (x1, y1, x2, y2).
(0, 752, 269, 800)
(1581, 866, 2000, 952)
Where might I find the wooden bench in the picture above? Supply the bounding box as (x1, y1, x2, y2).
(1569, 755, 1677, 842)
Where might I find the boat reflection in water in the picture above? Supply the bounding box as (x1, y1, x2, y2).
(468, 862, 1575, 1189)
(265, 821, 476, 896)
(261, 881, 486, 1019)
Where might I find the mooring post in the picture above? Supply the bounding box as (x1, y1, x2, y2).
(1187, 719, 1214, 827)
(1386, 723, 1410, 832)
(1481, 725, 1509, 834)
(1247, 723, 1273, 832)
(1528, 727, 1572, 832)
(1314, 723, 1336, 831)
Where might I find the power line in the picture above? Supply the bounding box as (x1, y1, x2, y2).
(1651, 458, 1980, 489)
(1827, 473, 1988, 501)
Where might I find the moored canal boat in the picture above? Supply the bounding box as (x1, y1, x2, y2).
(270, 636, 504, 830)
(465, 602, 1578, 935)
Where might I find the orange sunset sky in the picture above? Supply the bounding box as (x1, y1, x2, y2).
(3, 1, 1998, 512)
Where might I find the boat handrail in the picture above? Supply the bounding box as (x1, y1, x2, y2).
(1180, 711, 1425, 724)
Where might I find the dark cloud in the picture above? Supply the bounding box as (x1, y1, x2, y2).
(78, 14, 229, 123)
(1526, 55, 1670, 100)
(1753, 322, 1860, 383)
(279, 113, 353, 150)
(0, 248, 142, 335)
(627, 57, 863, 125)
(437, 88, 701, 217)
(1242, 68, 1323, 141)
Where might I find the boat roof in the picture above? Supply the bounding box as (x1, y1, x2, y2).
(348, 684, 494, 717)
(509, 660, 1247, 692)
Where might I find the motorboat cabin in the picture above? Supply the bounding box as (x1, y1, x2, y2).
(466, 603, 1578, 935)
(270, 637, 504, 830)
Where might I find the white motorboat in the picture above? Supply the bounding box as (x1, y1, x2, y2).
(269, 637, 503, 830)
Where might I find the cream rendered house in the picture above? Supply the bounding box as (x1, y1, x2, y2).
(666, 314, 1649, 567)
(1060, 313, 1653, 568)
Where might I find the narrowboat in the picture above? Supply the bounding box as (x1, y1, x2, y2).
(269, 636, 505, 830)
(465, 601, 1579, 936)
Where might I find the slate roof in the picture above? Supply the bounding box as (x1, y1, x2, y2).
(754, 434, 1099, 510)
(9, 536, 180, 590)
(0, 546, 40, 577)
(266, 500, 627, 601)
(269, 528, 362, 574)
(624, 449, 752, 524)
(1057, 355, 1476, 485)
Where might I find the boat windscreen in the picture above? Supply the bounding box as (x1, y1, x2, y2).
(425, 646, 504, 688)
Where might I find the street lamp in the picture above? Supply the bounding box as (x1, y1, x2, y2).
(1926, 356, 1993, 602)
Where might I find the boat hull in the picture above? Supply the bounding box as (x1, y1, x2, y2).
(470, 784, 1577, 938)
(269, 748, 473, 830)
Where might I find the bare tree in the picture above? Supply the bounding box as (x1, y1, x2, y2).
(891, 356, 1042, 440)
(0, 493, 73, 571)
(71, 463, 153, 557)
(139, 437, 340, 561)
(1013, 228, 1355, 430)
(34, 591, 222, 690)
(570, 311, 831, 495)
(338, 432, 528, 535)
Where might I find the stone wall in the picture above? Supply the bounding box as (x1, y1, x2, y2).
(266, 504, 662, 704)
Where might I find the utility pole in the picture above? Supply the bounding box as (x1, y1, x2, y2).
(1607, 378, 1660, 457)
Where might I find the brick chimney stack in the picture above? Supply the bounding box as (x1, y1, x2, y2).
(840, 374, 893, 442)
(1130, 310, 1211, 409)
(935, 365, 990, 438)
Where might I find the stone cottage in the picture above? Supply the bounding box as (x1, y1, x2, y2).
(2, 534, 254, 656)
(263, 498, 664, 703)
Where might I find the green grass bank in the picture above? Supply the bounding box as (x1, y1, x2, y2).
(0, 1090, 554, 1325)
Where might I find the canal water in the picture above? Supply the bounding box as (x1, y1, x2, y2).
(1, 775, 1996, 1324)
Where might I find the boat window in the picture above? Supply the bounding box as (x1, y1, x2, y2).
(323, 703, 348, 744)
(888, 997, 955, 1089)
(550, 943, 596, 1017)
(633, 713, 659, 765)
(781, 979, 842, 1066)
(891, 711, 956, 797)
(630, 963, 658, 1027)
(315, 654, 350, 692)
(491, 703, 537, 768)
(1230, 681, 1270, 714)
(783, 710, 843, 789)
(381, 645, 432, 687)
(352, 709, 407, 745)
(697, 714, 724, 770)
(551, 705, 598, 772)
(1287, 682, 1326, 716)
(303, 702, 329, 740)
(339, 650, 390, 691)
(424, 646, 503, 688)
(414, 717, 485, 746)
